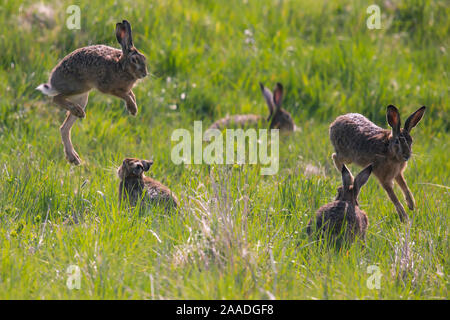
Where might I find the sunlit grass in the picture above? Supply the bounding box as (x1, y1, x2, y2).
(0, 0, 448, 299)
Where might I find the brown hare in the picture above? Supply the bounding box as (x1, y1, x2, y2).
(117, 158, 179, 210)
(329, 105, 426, 222)
(36, 20, 148, 165)
(307, 164, 372, 247)
(207, 82, 296, 132)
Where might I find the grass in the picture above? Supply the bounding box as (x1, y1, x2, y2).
(0, 0, 448, 299)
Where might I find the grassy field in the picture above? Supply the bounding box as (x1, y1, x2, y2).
(0, 0, 448, 299)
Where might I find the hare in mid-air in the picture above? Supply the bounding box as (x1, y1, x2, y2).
(36, 20, 148, 165)
(117, 158, 179, 210)
(329, 105, 426, 222)
(307, 164, 372, 247)
(207, 82, 296, 133)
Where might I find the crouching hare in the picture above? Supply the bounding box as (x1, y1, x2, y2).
(329, 105, 426, 222)
(307, 164, 372, 247)
(207, 82, 296, 133)
(118, 158, 179, 210)
(37, 20, 148, 165)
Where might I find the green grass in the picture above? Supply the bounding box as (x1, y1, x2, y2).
(0, 0, 448, 299)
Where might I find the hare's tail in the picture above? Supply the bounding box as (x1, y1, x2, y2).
(36, 83, 59, 97)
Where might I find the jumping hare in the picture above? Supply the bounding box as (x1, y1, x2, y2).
(36, 20, 148, 165)
(307, 164, 372, 247)
(329, 105, 426, 222)
(117, 158, 179, 210)
(207, 82, 296, 132)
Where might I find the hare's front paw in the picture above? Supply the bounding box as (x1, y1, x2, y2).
(127, 104, 138, 116)
(406, 197, 415, 211)
(395, 205, 409, 222)
(70, 105, 86, 118)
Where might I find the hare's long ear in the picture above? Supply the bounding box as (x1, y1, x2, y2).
(141, 160, 153, 172)
(341, 164, 353, 190)
(387, 105, 401, 137)
(116, 20, 134, 54)
(260, 82, 275, 120)
(404, 106, 426, 133)
(123, 20, 134, 47)
(353, 164, 373, 198)
(273, 82, 283, 111)
(117, 159, 128, 179)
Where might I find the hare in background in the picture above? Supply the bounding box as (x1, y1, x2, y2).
(117, 158, 179, 210)
(207, 82, 297, 133)
(36, 20, 148, 165)
(307, 164, 372, 247)
(329, 105, 426, 222)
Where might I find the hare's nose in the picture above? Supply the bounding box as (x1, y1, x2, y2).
(133, 165, 143, 175)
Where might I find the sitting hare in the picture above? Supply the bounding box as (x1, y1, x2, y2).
(36, 20, 148, 165)
(117, 158, 179, 210)
(329, 105, 426, 222)
(207, 82, 296, 132)
(307, 164, 373, 247)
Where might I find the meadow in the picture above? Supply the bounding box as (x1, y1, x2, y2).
(0, 0, 448, 299)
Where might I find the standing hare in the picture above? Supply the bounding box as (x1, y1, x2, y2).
(329, 105, 426, 222)
(307, 164, 372, 247)
(117, 158, 179, 210)
(207, 82, 296, 132)
(36, 20, 148, 165)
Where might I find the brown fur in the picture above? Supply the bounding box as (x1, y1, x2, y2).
(37, 20, 147, 165)
(307, 164, 372, 247)
(329, 105, 426, 222)
(208, 114, 264, 130)
(207, 82, 296, 132)
(117, 158, 179, 210)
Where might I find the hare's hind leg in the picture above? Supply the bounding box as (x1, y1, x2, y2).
(395, 174, 415, 210)
(380, 181, 409, 222)
(53, 94, 86, 118)
(60, 93, 89, 165)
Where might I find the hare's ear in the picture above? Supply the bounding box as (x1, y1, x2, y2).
(116, 20, 134, 54)
(341, 164, 353, 189)
(404, 106, 426, 133)
(117, 159, 128, 179)
(273, 83, 283, 111)
(353, 164, 373, 198)
(260, 82, 275, 118)
(387, 105, 401, 136)
(123, 20, 134, 47)
(141, 160, 153, 172)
